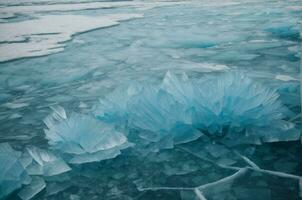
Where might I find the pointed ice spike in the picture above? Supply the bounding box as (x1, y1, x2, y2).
(50, 105, 67, 119)
(26, 147, 71, 176)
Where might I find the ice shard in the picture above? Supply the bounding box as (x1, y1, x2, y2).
(94, 71, 299, 146)
(22, 147, 71, 176)
(18, 177, 45, 200)
(0, 143, 31, 200)
(44, 107, 131, 164)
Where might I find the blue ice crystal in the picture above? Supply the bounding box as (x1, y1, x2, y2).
(0, 143, 31, 200)
(22, 147, 71, 176)
(94, 71, 299, 146)
(44, 106, 131, 164)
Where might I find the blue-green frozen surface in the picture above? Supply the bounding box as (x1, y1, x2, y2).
(0, 0, 301, 199)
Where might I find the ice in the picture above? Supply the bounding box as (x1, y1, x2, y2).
(0, 1, 187, 15)
(24, 146, 71, 176)
(300, 51, 302, 112)
(2, 101, 30, 109)
(299, 178, 302, 198)
(265, 25, 301, 40)
(0, 0, 301, 199)
(0, 12, 15, 19)
(95, 72, 202, 147)
(0, 14, 143, 62)
(0, 143, 31, 200)
(95, 71, 297, 146)
(18, 177, 45, 200)
(46, 182, 71, 196)
(44, 107, 131, 164)
(50, 105, 67, 120)
(275, 74, 299, 81)
(0, 1, 189, 61)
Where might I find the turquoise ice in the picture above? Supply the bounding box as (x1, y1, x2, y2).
(0, 143, 31, 200)
(44, 106, 131, 164)
(0, 0, 301, 199)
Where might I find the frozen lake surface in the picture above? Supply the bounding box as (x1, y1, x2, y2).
(0, 0, 301, 200)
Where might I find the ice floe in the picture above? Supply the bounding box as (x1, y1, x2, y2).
(0, 14, 143, 62)
(0, 1, 186, 15)
(0, 1, 190, 62)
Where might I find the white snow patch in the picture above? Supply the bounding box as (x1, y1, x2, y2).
(196, 62, 230, 71)
(180, 61, 230, 72)
(275, 74, 299, 82)
(0, 1, 189, 62)
(0, 1, 187, 15)
(0, 14, 143, 62)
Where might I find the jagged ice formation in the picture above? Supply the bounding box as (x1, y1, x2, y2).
(94, 71, 300, 147)
(44, 106, 131, 164)
(0, 143, 31, 200)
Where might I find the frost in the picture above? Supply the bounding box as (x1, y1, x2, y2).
(0, 143, 31, 200)
(44, 107, 131, 164)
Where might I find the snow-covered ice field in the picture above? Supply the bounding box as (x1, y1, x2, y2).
(0, 0, 301, 199)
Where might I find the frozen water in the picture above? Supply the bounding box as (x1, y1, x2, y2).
(0, 1, 186, 15)
(0, 14, 143, 62)
(0, 143, 31, 200)
(44, 107, 130, 164)
(95, 71, 298, 146)
(0, 1, 188, 62)
(18, 177, 45, 200)
(0, 0, 301, 199)
(24, 146, 71, 176)
(275, 74, 299, 81)
(265, 25, 301, 41)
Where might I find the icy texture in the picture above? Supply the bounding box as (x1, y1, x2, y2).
(95, 71, 298, 146)
(44, 106, 130, 164)
(0, 143, 31, 200)
(18, 177, 45, 200)
(0, 1, 187, 62)
(265, 25, 301, 41)
(0, 14, 143, 62)
(0, 1, 186, 14)
(0, 0, 301, 199)
(22, 146, 71, 176)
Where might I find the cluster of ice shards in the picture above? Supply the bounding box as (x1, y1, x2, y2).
(94, 71, 300, 147)
(0, 143, 31, 200)
(0, 142, 72, 200)
(21, 147, 71, 177)
(44, 106, 131, 164)
(0, 71, 300, 200)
